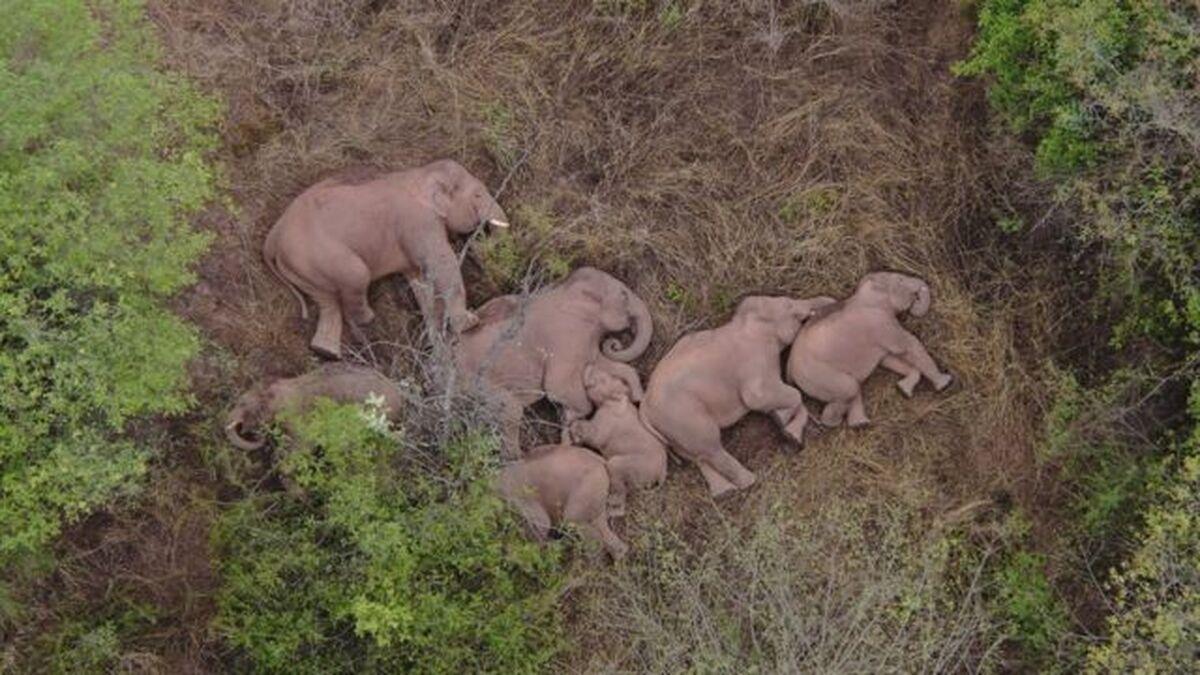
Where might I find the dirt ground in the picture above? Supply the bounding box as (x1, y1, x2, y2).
(38, 0, 1081, 669)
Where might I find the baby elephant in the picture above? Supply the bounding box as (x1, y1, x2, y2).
(787, 271, 952, 428)
(497, 445, 628, 561)
(225, 363, 405, 450)
(568, 366, 667, 516)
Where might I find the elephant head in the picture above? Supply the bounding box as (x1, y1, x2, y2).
(583, 364, 633, 405)
(567, 267, 653, 362)
(429, 159, 510, 235)
(735, 295, 835, 345)
(224, 383, 274, 451)
(858, 272, 931, 317)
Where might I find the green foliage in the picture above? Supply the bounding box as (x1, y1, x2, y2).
(958, 0, 1200, 343)
(214, 400, 564, 673)
(0, 0, 218, 564)
(1085, 435, 1200, 672)
(476, 203, 574, 289)
(993, 549, 1070, 658)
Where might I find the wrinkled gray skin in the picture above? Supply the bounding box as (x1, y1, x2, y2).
(456, 267, 653, 458)
(787, 271, 952, 428)
(225, 363, 405, 450)
(568, 365, 667, 517)
(640, 296, 836, 497)
(496, 444, 628, 561)
(264, 159, 509, 359)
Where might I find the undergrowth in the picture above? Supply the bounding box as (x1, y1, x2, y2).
(0, 0, 217, 605)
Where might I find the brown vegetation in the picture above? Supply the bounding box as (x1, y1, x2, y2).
(29, 0, 1086, 669)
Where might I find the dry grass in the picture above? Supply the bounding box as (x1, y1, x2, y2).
(141, 0, 1075, 668)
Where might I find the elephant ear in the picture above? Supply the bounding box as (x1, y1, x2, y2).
(430, 179, 454, 221)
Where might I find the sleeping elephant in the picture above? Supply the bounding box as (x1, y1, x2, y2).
(567, 365, 668, 516)
(225, 363, 405, 450)
(497, 444, 628, 561)
(640, 295, 836, 497)
(787, 271, 952, 428)
(263, 159, 510, 359)
(456, 267, 653, 458)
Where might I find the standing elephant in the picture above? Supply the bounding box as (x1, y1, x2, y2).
(787, 271, 952, 428)
(640, 295, 835, 497)
(456, 267, 653, 458)
(263, 159, 510, 359)
(496, 444, 628, 561)
(225, 363, 405, 450)
(567, 365, 667, 516)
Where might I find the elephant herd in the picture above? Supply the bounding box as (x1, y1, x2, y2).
(227, 159, 953, 561)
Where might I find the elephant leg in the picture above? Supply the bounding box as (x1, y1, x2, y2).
(606, 456, 641, 517)
(673, 415, 754, 497)
(847, 392, 869, 428)
(881, 355, 921, 398)
(408, 274, 442, 333)
(338, 274, 374, 327)
(310, 294, 345, 360)
(742, 377, 809, 445)
(546, 363, 592, 441)
(495, 390, 525, 459)
(585, 515, 629, 562)
(516, 498, 552, 542)
(891, 330, 952, 391)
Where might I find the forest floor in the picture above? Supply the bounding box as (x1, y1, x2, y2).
(40, 0, 1086, 670)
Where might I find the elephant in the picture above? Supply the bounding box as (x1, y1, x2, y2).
(496, 444, 629, 561)
(567, 365, 668, 516)
(225, 363, 405, 450)
(456, 267, 653, 458)
(786, 271, 952, 428)
(639, 295, 836, 497)
(263, 159, 510, 359)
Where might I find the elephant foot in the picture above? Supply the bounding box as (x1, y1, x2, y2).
(309, 335, 342, 360)
(847, 414, 870, 429)
(351, 306, 376, 326)
(782, 413, 808, 446)
(450, 310, 480, 334)
(897, 375, 919, 398)
(932, 372, 954, 392)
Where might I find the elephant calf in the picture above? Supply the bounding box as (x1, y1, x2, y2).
(263, 159, 509, 359)
(496, 444, 628, 561)
(787, 271, 952, 428)
(641, 295, 835, 497)
(225, 363, 405, 450)
(568, 366, 667, 516)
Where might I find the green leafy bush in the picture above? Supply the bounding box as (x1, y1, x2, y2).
(957, 0, 1200, 343)
(214, 400, 564, 673)
(0, 0, 218, 565)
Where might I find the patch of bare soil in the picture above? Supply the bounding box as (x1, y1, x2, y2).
(42, 0, 1076, 668)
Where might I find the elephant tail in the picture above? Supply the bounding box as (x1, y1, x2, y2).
(263, 239, 309, 320)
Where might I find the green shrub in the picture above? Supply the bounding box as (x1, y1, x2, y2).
(993, 550, 1070, 658)
(957, 0, 1200, 343)
(214, 400, 564, 674)
(0, 0, 218, 565)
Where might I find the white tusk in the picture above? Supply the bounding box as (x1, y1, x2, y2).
(487, 219, 510, 228)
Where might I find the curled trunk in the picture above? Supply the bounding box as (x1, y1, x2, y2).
(225, 413, 265, 451)
(602, 290, 652, 362)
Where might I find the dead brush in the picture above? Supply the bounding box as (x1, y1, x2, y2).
(149, 0, 1070, 668)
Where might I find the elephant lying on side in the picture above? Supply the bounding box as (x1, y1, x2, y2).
(568, 365, 668, 516)
(264, 159, 510, 359)
(457, 267, 653, 458)
(787, 271, 952, 428)
(496, 444, 628, 561)
(641, 295, 836, 497)
(225, 363, 405, 450)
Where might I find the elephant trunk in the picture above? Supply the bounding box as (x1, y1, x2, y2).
(225, 410, 265, 451)
(602, 291, 652, 362)
(910, 281, 931, 317)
